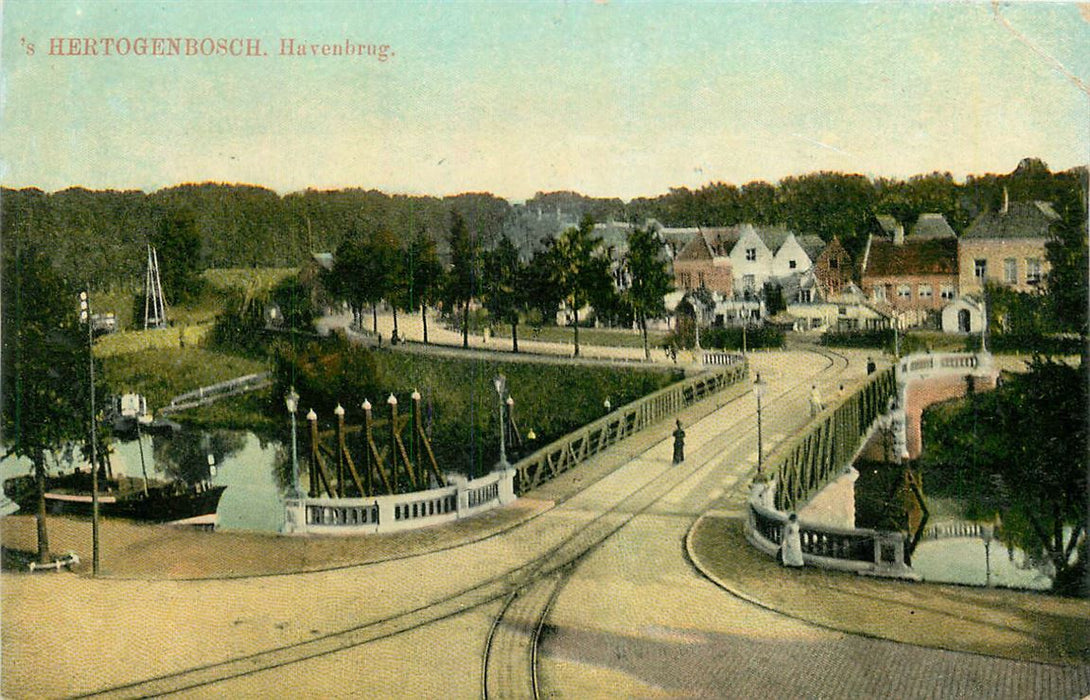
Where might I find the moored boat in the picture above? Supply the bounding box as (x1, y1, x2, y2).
(2, 471, 226, 524)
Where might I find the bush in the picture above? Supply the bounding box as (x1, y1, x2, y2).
(274, 336, 681, 478)
(821, 328, 925, 354)
(662, 323, 783, 352)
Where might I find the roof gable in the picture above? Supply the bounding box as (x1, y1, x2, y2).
(909, 213, 956, 240)
(864, 237, 958, 277)
(963, 201, 1060, 240)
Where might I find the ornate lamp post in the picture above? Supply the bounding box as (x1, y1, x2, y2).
(284, 387, 301, 498)
(754, 373, 767, 476)
(494, 374, 510, 471)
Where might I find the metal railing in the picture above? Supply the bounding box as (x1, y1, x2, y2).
(160, 372, 272, 413)
(512, 359, 747, 493)
(770, 367, 897, 513)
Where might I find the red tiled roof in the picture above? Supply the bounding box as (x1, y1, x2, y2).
(865, 237, 957, 277)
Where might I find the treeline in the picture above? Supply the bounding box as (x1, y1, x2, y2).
(3, 158, 1085, 295)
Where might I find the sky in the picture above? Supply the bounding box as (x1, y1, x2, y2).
(1, 1, 1088, 201)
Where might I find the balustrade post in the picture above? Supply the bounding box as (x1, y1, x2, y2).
(334, 404, 346, 498)
(412, 389, 422, 486)
(307, 409, 319, 498)
(362, 399, 374, 496)
(388, 394, 399, 491)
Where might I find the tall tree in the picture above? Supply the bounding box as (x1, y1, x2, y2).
(2, 244, 99, 563)
(403, 230, 444, 345)
(483, 235, 526, 353)
(549, 216, 612, 357)
(445, 213, 481, 348)
(624, 226, 674, 359)
(153, 209, 204, 304)
(921, 358, 1088, 596)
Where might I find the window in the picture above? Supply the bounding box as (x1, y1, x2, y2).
(1003, 258, 1017, 284)
(897, 284, 911, 299)
(1026, 258, 1042, 285)
(678, 272, 691, 289)
(918, 284, 932, 299)
(743, 274, 755, 290)
(745, 248, 757, 262)
(798, 289, 812, 303)
(873, 286, 886, 302)
(974, 259, 987, 280)
(830, 258, 839, 270)
(788, 259, 797, 269)
(838, 305, 847, 315)
(698, 271, 705, 287)
(940, 285, 955, 300)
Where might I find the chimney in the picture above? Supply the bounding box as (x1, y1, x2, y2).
(1001, 186, 1009, 214)
(893, 223, 905, 246)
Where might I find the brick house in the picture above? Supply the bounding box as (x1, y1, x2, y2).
(811, 236, 854, 297)
(860, 219, 958, 326)
(958, 199, 1058, 295)
(672, 230, 733, 296)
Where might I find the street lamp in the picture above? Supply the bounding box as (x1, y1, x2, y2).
(285, 387, 301, 498)
(982, 522, 994, 587)
(493, 374, 510, 471)
(754, 373, 767, 476)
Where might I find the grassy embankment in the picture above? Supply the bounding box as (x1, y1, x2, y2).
(94, 269, 292, 429)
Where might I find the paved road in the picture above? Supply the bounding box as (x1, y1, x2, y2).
(4, 345, 1086, 699)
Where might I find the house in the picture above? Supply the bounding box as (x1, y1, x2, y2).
(672, 230, 733, 296)
(811, 236, 853, 297)
(787, 276, 890, 332)
(958, 198, 1058, 295)
(729, 224, 790, 295)
(860, 217, 958, 327)
(941, 296, 985, 334)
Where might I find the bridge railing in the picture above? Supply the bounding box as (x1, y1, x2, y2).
(769, 367, 897, 513)
(748, 501, 912, 576)
(160, 372, 272, 413)
(512, 359, 747, 493)
(900, 351, 982, 378)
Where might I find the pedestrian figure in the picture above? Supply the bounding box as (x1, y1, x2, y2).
(780, 513, 804, 567)
(809, 384, 824, 417)
(866, 356, 876, 375)
(672, 419, 686, 464)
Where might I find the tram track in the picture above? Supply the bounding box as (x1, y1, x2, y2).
(76, 349, 854, 699)
(481, 346, 854, 699)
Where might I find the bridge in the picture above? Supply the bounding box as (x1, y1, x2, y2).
(6, 343, 1086, 699)
(746, 350, 999, 577)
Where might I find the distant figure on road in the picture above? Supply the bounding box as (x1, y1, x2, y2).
(866, 356, 876, 375)
(809, 385, 824, 417)
(781, 513, 804, 567)
(672, 420, 686, 464)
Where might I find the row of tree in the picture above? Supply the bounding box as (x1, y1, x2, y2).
(4, 159, 1083, 307)
(320, 215, 675, 360)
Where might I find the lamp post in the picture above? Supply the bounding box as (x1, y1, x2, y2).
(982, 522, 994, 587)
(493, 374, 510, 471)
(285, 387, 301, 498)
(80, 291, 100, 576)
(754, 373, 767, 476)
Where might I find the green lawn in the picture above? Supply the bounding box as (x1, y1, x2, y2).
(490, 324, 667, 349)
(99, 347, 269, 410)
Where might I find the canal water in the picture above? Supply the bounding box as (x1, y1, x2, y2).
(910, 537, 1055, 592)
(1, 430, 286, 532)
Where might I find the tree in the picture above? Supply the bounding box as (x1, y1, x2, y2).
(920, 358, 1088, 595)
(624, 226, 673, 359)
(153, 209, 204, 305)
(548, 216, 612, 357)
(1, 244, 99, 563)
(403, 231, 444, 345)
(444, 213, 481, 348)
(483, 235, 526, 352)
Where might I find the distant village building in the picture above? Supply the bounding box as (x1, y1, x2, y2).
(941, 296, 985, 334)
(958, 197, 1058, 296)
(860, 213, 958, 327)
(811, 236, 854, 298)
